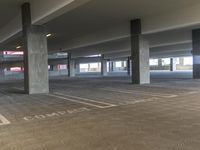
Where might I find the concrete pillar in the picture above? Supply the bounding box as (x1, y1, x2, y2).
(70, 60, 76, 77)
(50, 65, 58, 71)
(0, 64, 5, 78)
(109, 61, 114, 72)
(108, 61, 111, 72)
(158, 59, 163, 68)
(170, 58, 177, 71)
(53, 65, 58, 71)
(22, 3, 49, 94)
(192, 29, 200, 79)
(179, 58, 184, 66)
(4, 68, 8, 71)
(121, 61, 125, 68)
(101, 54, 107, 76)
(131, 19, 150, 84)
(50, 65, 54, 71)
(0, 52, 4, 77)
(113, 61, 117, 71)
(88, 64, 90, 72)
(67, 52, 71, 76)
(127, 57, 131, 76)
(130, 59, 132, 76)
(75, 62, 80, 74)
(67, 52, 75, 77)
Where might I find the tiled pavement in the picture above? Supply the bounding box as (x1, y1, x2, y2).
(0, 77, 200, 150)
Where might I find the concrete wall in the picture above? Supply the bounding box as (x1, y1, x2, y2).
(0, 70, 68, 81)
(150, 64, 192, 71)
(150, 65, 170, 71)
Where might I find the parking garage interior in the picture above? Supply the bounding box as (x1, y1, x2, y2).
(1, 0, 200, 150)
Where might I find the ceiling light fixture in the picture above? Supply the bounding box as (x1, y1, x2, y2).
(46, 33, 52, 37)
(16, 46, 21, 49)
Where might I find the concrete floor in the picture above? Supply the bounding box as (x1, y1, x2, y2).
(0, 72, 200, 150)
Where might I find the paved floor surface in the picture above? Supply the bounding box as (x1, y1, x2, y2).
(0, 75, 200, 150)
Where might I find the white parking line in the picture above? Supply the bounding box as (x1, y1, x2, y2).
(0, 114, 10, 126)
(119, 97, 159, 106)
(102, 88, 178, 98)
(54, 92, 116, 107)
(185, 91, 200, 95)
(49, 93, 116, 109)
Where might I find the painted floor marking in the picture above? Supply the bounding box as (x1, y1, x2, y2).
(23, 107, 91, 121)
(185, 91, 200, 95)
(49, 93, 116, 109)
(0, 114, 10, 126)
(54, 92, 116, 107)
(119, 97, 160, 106)
(101, 87, 178, 98)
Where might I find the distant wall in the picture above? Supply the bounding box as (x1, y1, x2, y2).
(0, 70, 68, 80)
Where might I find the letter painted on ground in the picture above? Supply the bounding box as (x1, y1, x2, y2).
(0, 114, 10, 126)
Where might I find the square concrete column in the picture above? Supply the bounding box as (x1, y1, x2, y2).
(192, 29, 200, 79)
(121, 61, 125, 67)
(170, 58, 177, 72)
(70, 60, 76, 77)
(67, 52, 76, 77)
(50, 65, 58, 71)
(130, 59, 132, 76)
(109, 61, 114, 72)
(75, 62, 80, 74)
(179, 58, 184, 66)
(67, 52, 71, 76)
(0, 64, 5, 77)
(158, 59, 163, 68)
(22, 3, 49, 94)
(131, 19, 150, 84)
(49, 65, 54, 71)
(0, 52, 4, 77)
(101, 54, 107, 76)
(127, 56, 131, 76)
(53, 65, 58, 71)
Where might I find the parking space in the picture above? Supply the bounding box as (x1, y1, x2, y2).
(0, 77, 200, 149)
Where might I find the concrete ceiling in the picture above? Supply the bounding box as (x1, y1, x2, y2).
(1, 0, 200, 59)
(0, 0, 28, 28)
(46, 0, 200, 46)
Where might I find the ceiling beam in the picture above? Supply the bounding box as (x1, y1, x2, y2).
(0, 0, 91, 44)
